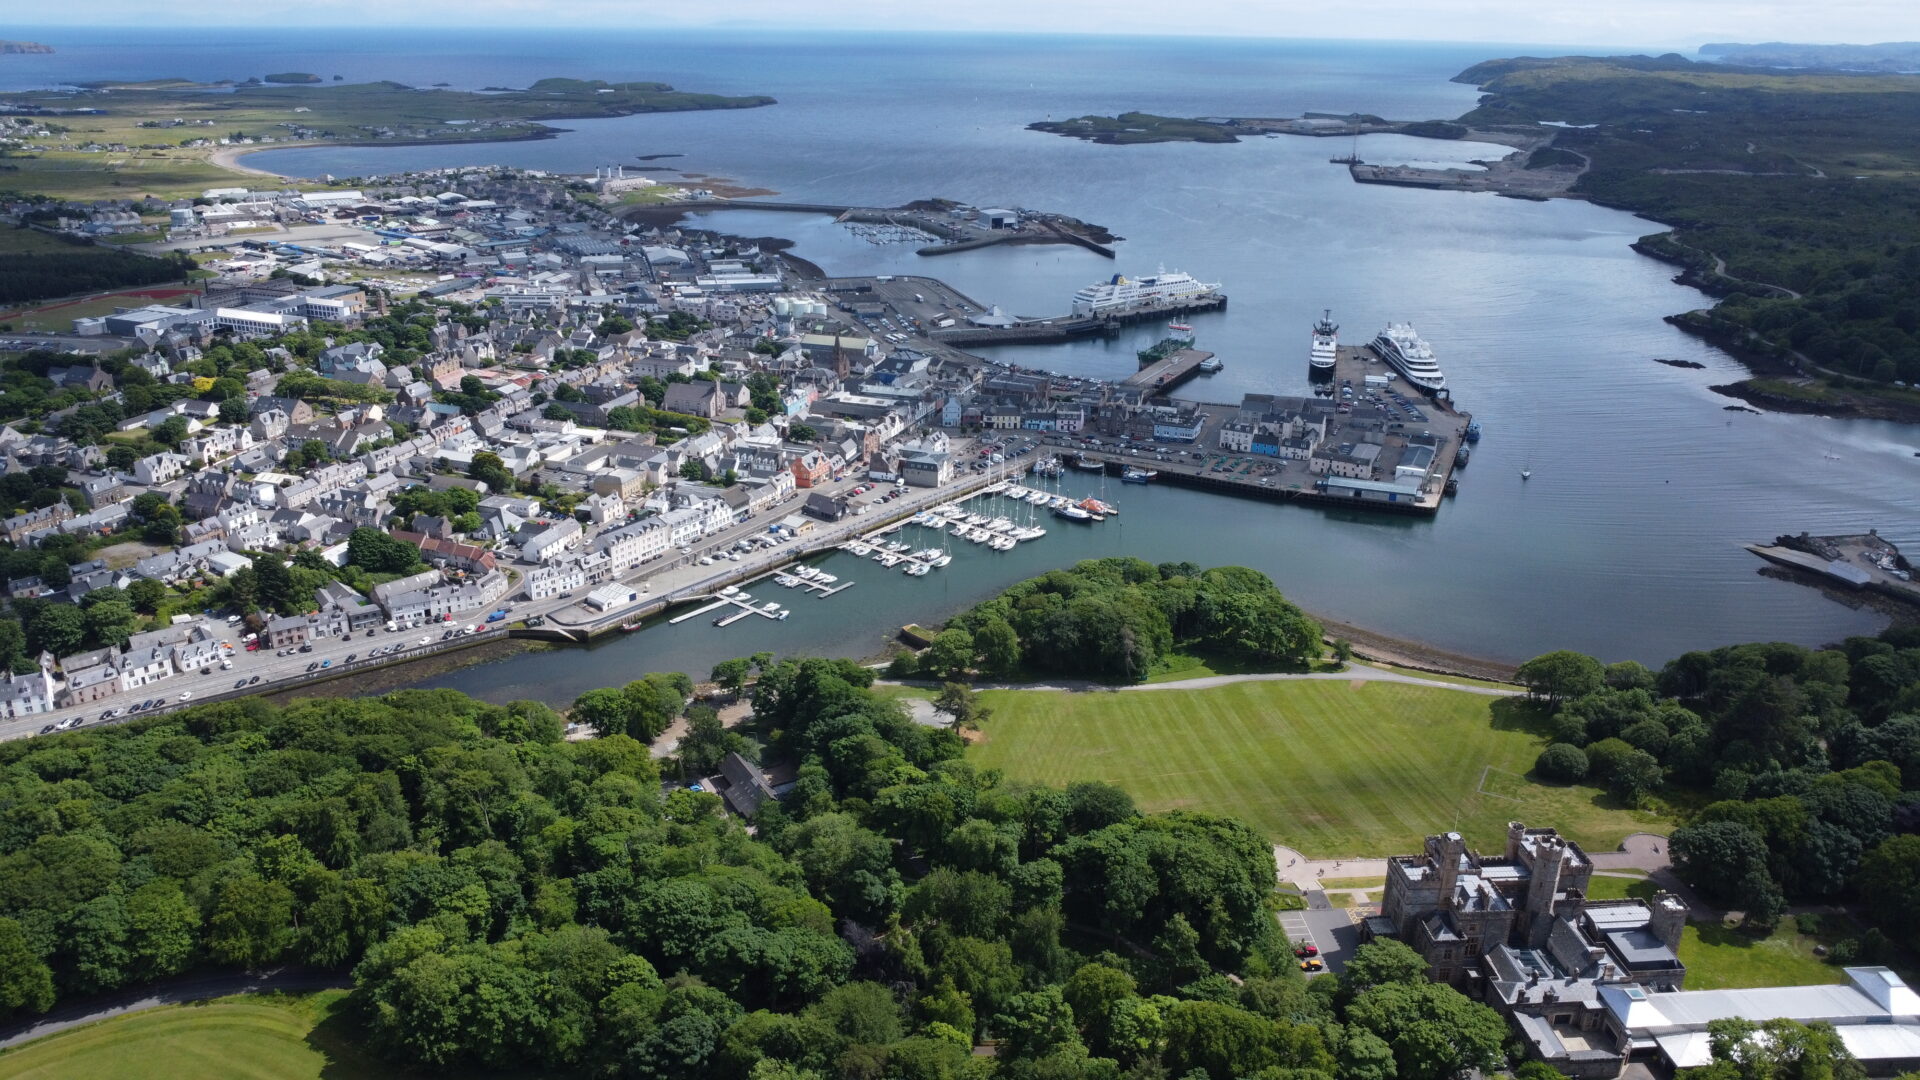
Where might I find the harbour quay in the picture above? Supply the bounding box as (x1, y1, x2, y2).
(1047, 347, 1474, 515)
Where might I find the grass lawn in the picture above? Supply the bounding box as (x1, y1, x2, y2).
(0, 992, 398, 1080)
(968, 680, 1666, 857)
(1317, 876, 1386, 891)
(1139, 650, 1344, 684)
(1583, 873, 1652, 900)
(1679, 922, 1846, 991)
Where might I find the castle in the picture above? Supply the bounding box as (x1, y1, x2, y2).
(1369, 823, 1689, 1077)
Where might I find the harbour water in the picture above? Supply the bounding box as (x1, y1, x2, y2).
(12, 28, 1912, 696)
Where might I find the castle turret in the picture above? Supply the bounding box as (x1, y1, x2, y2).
(1525, 836, 1567, 947)
(1507, 820, 1527, 860)
(1649, 891, 1688, 951)
(1435, 831, 1466, 905)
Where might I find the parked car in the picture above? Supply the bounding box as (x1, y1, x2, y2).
(247, 676, 259, 685)
(1300, 958, 1324, 972)
(1293, 944, 1318, 957)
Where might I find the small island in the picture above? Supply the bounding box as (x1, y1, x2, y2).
(1027, 111, 1241, 144)
(263, 71, 322, 84)
(0, 40, 53, 54)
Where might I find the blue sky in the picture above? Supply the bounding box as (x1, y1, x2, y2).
(17, 0, 1920, 48)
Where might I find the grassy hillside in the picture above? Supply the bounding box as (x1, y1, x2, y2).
(967, 678, 1667, 856)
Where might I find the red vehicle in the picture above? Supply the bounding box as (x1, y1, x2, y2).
(1293, 944, 1318, 957)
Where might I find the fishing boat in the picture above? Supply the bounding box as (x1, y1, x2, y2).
(1168, 321, 1193, 332)
(1071, 454, 1106, 473)
(1464, 420, 1482, 443)
(619, 620, 644, 632)
(1197, 356, 1223, 373)
(1121, 467, 1157, 484)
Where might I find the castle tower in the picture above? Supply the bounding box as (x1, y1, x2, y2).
(1435, 831, 1466, 907)
(1649, 892, 1687, 951)
(1525, 836, 1566, 947)
(1507, 820, 1527, 860)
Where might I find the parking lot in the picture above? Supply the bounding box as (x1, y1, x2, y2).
(1278, 901, 1363, 977)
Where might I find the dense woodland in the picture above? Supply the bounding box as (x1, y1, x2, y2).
(1456, 55, 1920, 386)
(0, 228, 193, 307)
(895, 560, 1325, 683)
(0, 659, 1551, 1080)
(1518, 623, 1920, 947)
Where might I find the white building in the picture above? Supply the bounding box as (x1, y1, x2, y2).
(1, 667, 56, 719)
(586, 583, 639, 613)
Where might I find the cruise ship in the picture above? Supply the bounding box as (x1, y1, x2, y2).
(1070, 270, 1220, 316)
(1309, 309, 1338, 380)
(1369, 322, 1447, 393)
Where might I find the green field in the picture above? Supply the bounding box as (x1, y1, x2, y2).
(0, 992, 393, 1080)
(969, 679, 1666, 857)
(1679, 923, 1846, 991)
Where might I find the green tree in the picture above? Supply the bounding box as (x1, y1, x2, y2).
(468, 451, 513, 492)
(1340, 940, 1428, 993)
(1534, 743, 1589, 782)
(571, 687, 630, 737)
(711, 657, 753, 697)
(1344, 981, 1506, 1080)
(1858, 835, 1920, 946)
(252, 554, 296, 615)
(934, 683, 989, 730)
(126, 578, 168, 615)
(973, 617, 1022, 677)
(347, 526, 421, 574)
(0, 917, 53, 1017)
(125, 881, 199, 982)
(28, 603, 85, 656)
(206, 876, 296, 970)
(922, 629, 975, 681)
(1515, 650, 1606, 708)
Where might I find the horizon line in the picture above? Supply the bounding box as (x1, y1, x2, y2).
(0, 24, 1693, 53)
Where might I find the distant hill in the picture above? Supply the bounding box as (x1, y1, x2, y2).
(0, 40, 53, 54)
(1700, 41, 1920, 72)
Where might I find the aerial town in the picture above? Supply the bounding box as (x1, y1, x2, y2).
(0, 166, 1470, 728)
